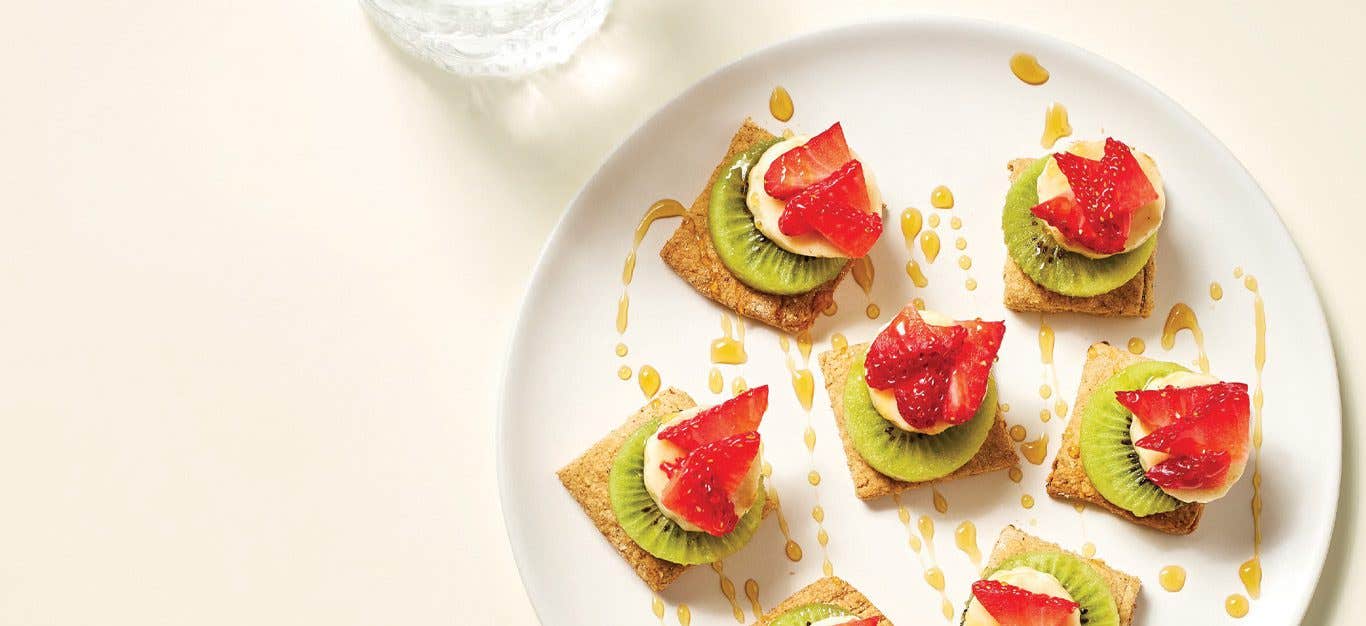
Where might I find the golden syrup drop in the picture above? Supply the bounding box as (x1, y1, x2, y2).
(931, 185, 955, 209)
(1054, 399, 1068, 419)
(955, 520, 981, 566)
(617, 199, 686, 338)
(909, 534, 922, 552)
(710, 313, 748, 364)
(732, 376, 747, 395)
(1127, 337, 1146, 354)
(866, 302, 881, 319)
(791, 369, 814, 411)
(813, 506, 825, 524)
(900, 207, 923, 248)
(1021, 494, 1035, 509)
(1081, 542, 1096, 558)
(765, 473, 803, 563)
(1226, 594, 1249, 618)
(617, 365, 632, 380)
(1159, 565, 1187, 592)
(1008, 467, 1023, 483)
(955, 236, 967, 251)
(1021, 434, 1050, 465)
(616, 294, 629, 334)
(1233, 266, 1244, 278)
(710, 561, 745, 624)
(950, 216, 962, 230)
(1039, 384, 1052, 399)
(797, 330, 813, 362)
(822, 558, 834, 577)
(823, 300, 838, 316)
(638, 365, 660, 398)
(1001, 403, 1011, 413)
(677, 604, 692, 626)
(905, 260, 929, 288)
(615, 343, 628, 357)
(1240, 558, 1262, 599)
(769, 86, 794, 122)
(852, 257, 875, 295)
(941, 598, 954, 620)
(1010, 53, 1050, 85)
(708, 368, 724, 394)
(895, 495, 911, 525)
(652, 595, 666, 622)
(1041, 102, 1072, 149)
(1162, 303, 1210, 374)
(1073, 502, 1086, 513)
(807, 470, 821, 486)
(832, 333, 848, 351)
(965, 277, 977, 291)
(1039, 408, 1051, 423)
(1210, 281, 1224, 301)
(1038, 320, 1055, 364)
(932, 488, 949, 514)
(918, 515, 935, 541)
(925, 566, 946, 591)
(928, 213, 941, 228)
(744, 579, 762, 618)
(912, 297, 926, 310)
(1009, 424, 1027, 442)
(804, 426, 817, 451)
(958, 255, 972, 270)
(784, 540, 803, 561)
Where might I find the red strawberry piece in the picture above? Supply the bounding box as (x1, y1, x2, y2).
(660, 432, 761, 536)
(1029, 138, 1157, 255)
(1115, 382, 1247, 432)
(657, 386, 769, 451)
(764, 122, 854, 200)
(1145, 450, 1232, 490)
(944, 319, 1006, 424)
(781, 160, 882, 256)
(972, 579, 1079, 626)
(865, 306, 961, 390)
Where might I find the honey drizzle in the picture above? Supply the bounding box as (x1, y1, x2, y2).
(1240, 273, 1266, 601)
(743, 579, 762, 618)
(652, 594, 666, 624)
(1159, 565, 1187, 592)
(781, 333, 832, 575)
(616, 199, 686, 377)
(710, 313, 748, 365)
(1020, 434, 1049, 465)
(677, 604, 691, 626)
(710, 561, 745, 623)
(762, 461, 803, 562)
(1081, 542, 1096, 558)
(1037, 318, 1067, 419)
(916, 514, 956, 622)
(1226, 594, 1249, 618)
(955, 520, 981, 568)
(638, 365, 661, 399)
(1009, 53, 1050, 85)
(1040, 102, 1072, 149)
(901, 208, 923, 246)
(920, 231, 941, 263)
(851, 257, 878, 319)
(1161, 303, 1210, 374)
(932, 488, 949, 514)
(769, 86, 794, 122)
(1127, 337, 1146, 355)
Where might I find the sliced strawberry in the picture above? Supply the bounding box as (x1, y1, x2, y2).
(781, 160, 882, 256)
(660, 432, 761, 536)
(945, 319, 1006, 424)
(764, 122, 853, 200)
(1145, 451, 1232, 490)
(865, 306, 960, 390)
(1030, 138, 1157, 255)
(657, 386, 769, 451)
(972, 579, 1079, 626)
(1116, 382, 1248, 432)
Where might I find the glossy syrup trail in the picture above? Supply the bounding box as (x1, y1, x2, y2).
(710, 561, 745, 623)
(614, 199, 685, 391)
(1239, 273, 1267, 603)
(851, 256, 879, 319)
(891, 495, 955, 622)
(1041, 102, 1072, 149)
(781, 332, 832, 576)
(1009, 52, 1050, 85)
(1037, 318, 1068, 420)
(1161, 303, 1210, 374)
(762, 461, 803, 562)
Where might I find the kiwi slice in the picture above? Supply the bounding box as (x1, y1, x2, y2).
(843, 347, 998, 482)
(986, 551, 1120, 626)
(608, 418, 766, 565)
(708, 138, 846, 295)
(768, 603, 853, 626)
(1079, 361, 1188, 517)
(1002, 156, 1156, 297)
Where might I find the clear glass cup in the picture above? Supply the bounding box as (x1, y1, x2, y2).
(360, 0, 611, 76)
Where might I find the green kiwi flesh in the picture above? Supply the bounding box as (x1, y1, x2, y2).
(608, 417, 766, 565)
(769, 603, 854, 626)
(1079, 360, 1188, 517)
(985, 551, 1120, 626)
(708, 138, 846, 295)
(1002, 155, 1156, 297)
(843, 346, 998, 483)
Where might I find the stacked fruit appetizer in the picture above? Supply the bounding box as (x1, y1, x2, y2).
(1002, 138, 1164, 299)
(609, 387, 770, 563)
(711, 122, 884, 295)
(1082, 366, 1251, 514)
(843, 304, 1006, 482)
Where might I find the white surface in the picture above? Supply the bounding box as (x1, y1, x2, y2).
(1, 1, 1362, 625)
(499, 19, 1337, 625)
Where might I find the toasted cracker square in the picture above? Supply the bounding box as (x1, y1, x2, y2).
(660, 120, 851, 334)
(1045, 342, 1204, 534)
(1001, 158, 1157, 318)
(984, 525, 1141, 626)
(755, 576, 891, 625)
(817, 343, 1018, 500)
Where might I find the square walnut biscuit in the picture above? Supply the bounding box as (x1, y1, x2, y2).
(556, 387, 774, 591)
(984, 525, 1142, 626)
(1045, 342, 1203, 534)
(1001, 158, 1156, 318)
(754, 576, 891, 625)
(660, 119, 853, 335)
(818, 343, 1018, 500)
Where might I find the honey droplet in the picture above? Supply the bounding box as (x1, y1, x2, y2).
(708, 367, 723, 394)
(1010, 53, 1050, 85)
(731, 376, 747, 395)
(1127, 337, 1146, 354)
(784, 540, 803, 562)
(616, 294, 630, 334)
(965, 278, 977, 291)
(955, 236, 967, 250)
(950, 216, 962, 230)
(807, 470, 821, 486)
(768, 86, 794, 122)
(1053, 399, 1068, 419)
(1233, 266, 1244, 278)
(905, 260, 929, 288)
(615, 342, 628, 357)
(790, 369, 814, 411)
(1039, 384, 1053, 399)
(900, 208, 923, 247)
(831, 333, 848, 351)
(1159, 565, 1187, 592)
(932, 488, 949, 514)
(1021, 434, 1050, 465)
(812, 506, 825, 524)
(617, 365, 632, 380)
(865, 303, 880, 319)
(677, 604, 691, 626)
(1239, 557, 1262, 599)
(1225, 594, 1249, 618)
(931, 185, 955, 209)
(822, 559, 833, 577)
(924, 566, 946, 591)
(1162, 303, 1210, 374)
(958, 255, 972, 270)
(1038, 408, 1051, 423)
(1001, 403, 1011, 413)
(1009, 424, 1027, 442)
(709, 313, 748, 365)
(1081, 542, 1096, 558)
(1021, 494, 1035, 509)
(912, 297, 925, 310)
(955, 520, 981, 566)
(917, 515, 935, 541)
(1210, 281, 1224, 301)
(928, 213, 941, 228)
(851, 257, 875, 295)
(744, 578, 762, 618)
(823, 300, 838, 316)
(638, 365, 661, 398)
(1008, 467, 1023, 483)
(1041, 102, 1072, 149)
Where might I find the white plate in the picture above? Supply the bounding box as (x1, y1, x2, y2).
(498, 17, 1339, 626)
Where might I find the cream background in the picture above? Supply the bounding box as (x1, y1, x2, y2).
(2, 1, 1360, 624)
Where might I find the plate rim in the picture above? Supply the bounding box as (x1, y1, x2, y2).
(494, 15, 1342, 625)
